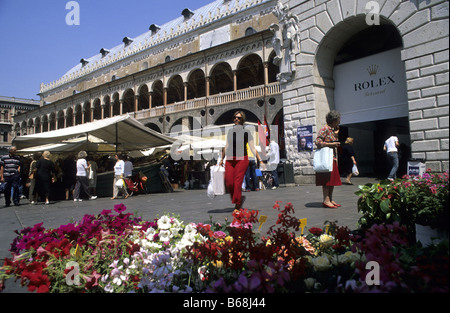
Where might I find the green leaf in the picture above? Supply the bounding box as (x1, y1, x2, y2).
(380, 199, 390, 214)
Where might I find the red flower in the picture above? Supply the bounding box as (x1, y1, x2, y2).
(21, 261, 51, 293)
(308, 227, 323, 236)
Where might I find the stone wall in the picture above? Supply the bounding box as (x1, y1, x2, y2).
(281, 0, 449, 183)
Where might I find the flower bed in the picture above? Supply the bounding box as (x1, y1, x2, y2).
(0, 201, 448, 293)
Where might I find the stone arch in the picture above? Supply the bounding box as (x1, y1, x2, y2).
(167, 75, 184, 104)
(236, 53, 264, 90)
(267, 50, 280, 84)
(186, 68, 206, 100)
(75, 104, 83, 125)
(49, 112, 57, 131)
(151, 80, 164, 108)
(83, 101, 91, 123)
(93, 98, 102, 120)
(209, 62, 234, 95)
(122, 89, 135, 114)
(145, 122, 162, 133)
(103, 95, 111, 118)
(137, 84, 150, 110)
(66, 107, 74, 127)
(42, 115, 49, 132)
(34, 117, 41, 133)
(312, 14, 403, 127)
(20, 121, 27, 135)
(112, 93, 120, 116)
(57, 110, 65, 129)
(27, 118, 34, 129)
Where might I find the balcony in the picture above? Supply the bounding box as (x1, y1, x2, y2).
(131, 82, 280, 120)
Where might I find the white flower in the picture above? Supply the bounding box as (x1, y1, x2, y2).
(184, 223, 197, 235)
(319, 234, 334, 248)
(104, 283, 114, 293)
(113, 276, 122, 286)
(304, 277, 316, 290)
(157, 216, 171, 230)
(311, 255, 332, 271)
(159, 229, 171, 242)
(171, 218, 182, 228)
(145, 227, 156, 238)
(171, 228, 180, 237)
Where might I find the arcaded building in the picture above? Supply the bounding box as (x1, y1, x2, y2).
(13, 0, 449, 183)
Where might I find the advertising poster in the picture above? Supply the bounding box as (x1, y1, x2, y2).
(297, 125, 313, 152)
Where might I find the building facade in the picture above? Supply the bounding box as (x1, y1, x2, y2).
(13, 0, 449, 182)
(1, 96, 39, 154)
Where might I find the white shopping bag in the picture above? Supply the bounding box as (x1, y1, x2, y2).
(208, 165, 225, 198)
(352, 164, 359, 176)
(313, 147, 333, 172)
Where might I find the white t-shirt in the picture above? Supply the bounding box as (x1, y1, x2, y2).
(384, 136, 399, 153)
(76, 159, 88, 176)
(268, 140, 280, 165)
(114, 160, 125, 176)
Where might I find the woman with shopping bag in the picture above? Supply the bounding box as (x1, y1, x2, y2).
(111, 153, 129, 200)
(342, 137, 358, 185)
(219, 111, 265, 210)
(314, 110, 342, 208)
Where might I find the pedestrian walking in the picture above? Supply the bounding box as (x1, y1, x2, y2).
(63, 154, 77, 200)
(342, 137, 357, 185)
(315, 110, 342, 208)
(35, 151, 56, 204)
(384, 134, 400, 181)
(267, 137, 280, 189)
(219, 111, 264, 210)
(73, 151, 97, 201)
(124, 155, 134, 178)
(111, 153, 129, 199)
(28, 153, 39, 204)
(87, 155, 98, 197)
(244, 150, 259, 192)
(0, 146, 22, 207)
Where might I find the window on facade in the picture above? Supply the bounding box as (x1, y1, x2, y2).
(245, 27, 256, 36)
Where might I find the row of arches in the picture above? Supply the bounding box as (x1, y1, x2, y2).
(17, 51, 279, 134)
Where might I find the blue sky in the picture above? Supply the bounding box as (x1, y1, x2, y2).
(0, 0, 213, 100)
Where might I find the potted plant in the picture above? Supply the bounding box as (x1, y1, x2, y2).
(355, 170, 449, 245)
(408, 170, 449, 245)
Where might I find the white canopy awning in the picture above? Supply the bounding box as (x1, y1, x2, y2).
(13, 115, 176, 152)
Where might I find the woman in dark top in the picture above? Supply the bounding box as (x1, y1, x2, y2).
(36, 151, 56, 204)
(219, 111, 264, 210)
(342, 137, 357, 185)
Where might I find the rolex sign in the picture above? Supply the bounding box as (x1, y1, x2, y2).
(334, 48, 408, 125)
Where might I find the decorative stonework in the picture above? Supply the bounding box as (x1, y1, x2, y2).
(270, 1, 301, 83)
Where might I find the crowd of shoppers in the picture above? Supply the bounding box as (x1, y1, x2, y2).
(0, 148, 137, 206)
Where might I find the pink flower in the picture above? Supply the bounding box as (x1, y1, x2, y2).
(213, 231, 227, 239)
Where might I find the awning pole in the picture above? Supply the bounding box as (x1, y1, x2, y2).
(115, 123, 118, 153)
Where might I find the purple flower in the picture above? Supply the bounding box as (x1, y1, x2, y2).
(114, 203, 127, 214)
